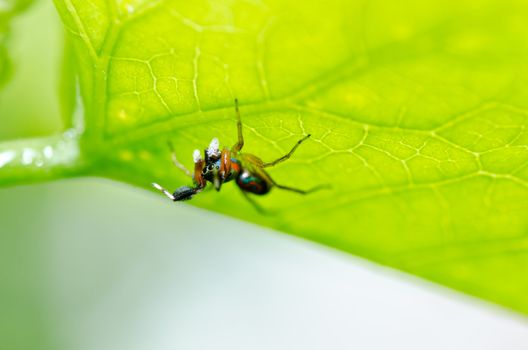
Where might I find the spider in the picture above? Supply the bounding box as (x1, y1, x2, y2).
(152, 99, 323, 210)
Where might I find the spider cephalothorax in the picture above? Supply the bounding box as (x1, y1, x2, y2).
(152, 99, 323, 210)
(198, 138, 241, 189)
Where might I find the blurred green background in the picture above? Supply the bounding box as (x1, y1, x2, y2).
(0, 0, 63, 140)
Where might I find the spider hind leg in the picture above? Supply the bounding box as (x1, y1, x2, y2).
(273, 182, 330, 195)
(240, 189, 266, 213)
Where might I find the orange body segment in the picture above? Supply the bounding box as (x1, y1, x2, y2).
(220, 148, 231, 180)
(193, 159, 206, 188)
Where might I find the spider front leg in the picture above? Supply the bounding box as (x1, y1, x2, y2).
(219, 148, 231, 180)
(263, 134, 311, 168)
(152, 183, 200, 201)
(231, 98, 244, 153)
(152, 148, 207, 201)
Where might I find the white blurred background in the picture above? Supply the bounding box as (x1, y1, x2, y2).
(0, 178, 527, 350)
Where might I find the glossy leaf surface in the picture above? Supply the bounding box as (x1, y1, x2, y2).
(1, 0, 527, 313)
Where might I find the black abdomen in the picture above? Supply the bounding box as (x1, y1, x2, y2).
(236, 170, 270, 195)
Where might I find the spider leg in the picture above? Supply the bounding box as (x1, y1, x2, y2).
(167, 140, 192, 178)
(263, 134, 311, 168)
(231, 99, 244, 153)
(152, 182, 176, 200)
(240, 189, 266, 213)
(273, 181, 330, 195)
(152, 182, 202, 201)
(219, 148, 231, 181)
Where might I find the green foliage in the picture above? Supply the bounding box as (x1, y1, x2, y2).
(1, 0, 528, 314)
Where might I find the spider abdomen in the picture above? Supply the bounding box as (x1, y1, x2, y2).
(236, 169, 270, 195)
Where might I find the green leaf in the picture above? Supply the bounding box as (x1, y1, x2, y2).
(2, 0, 528, 314)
